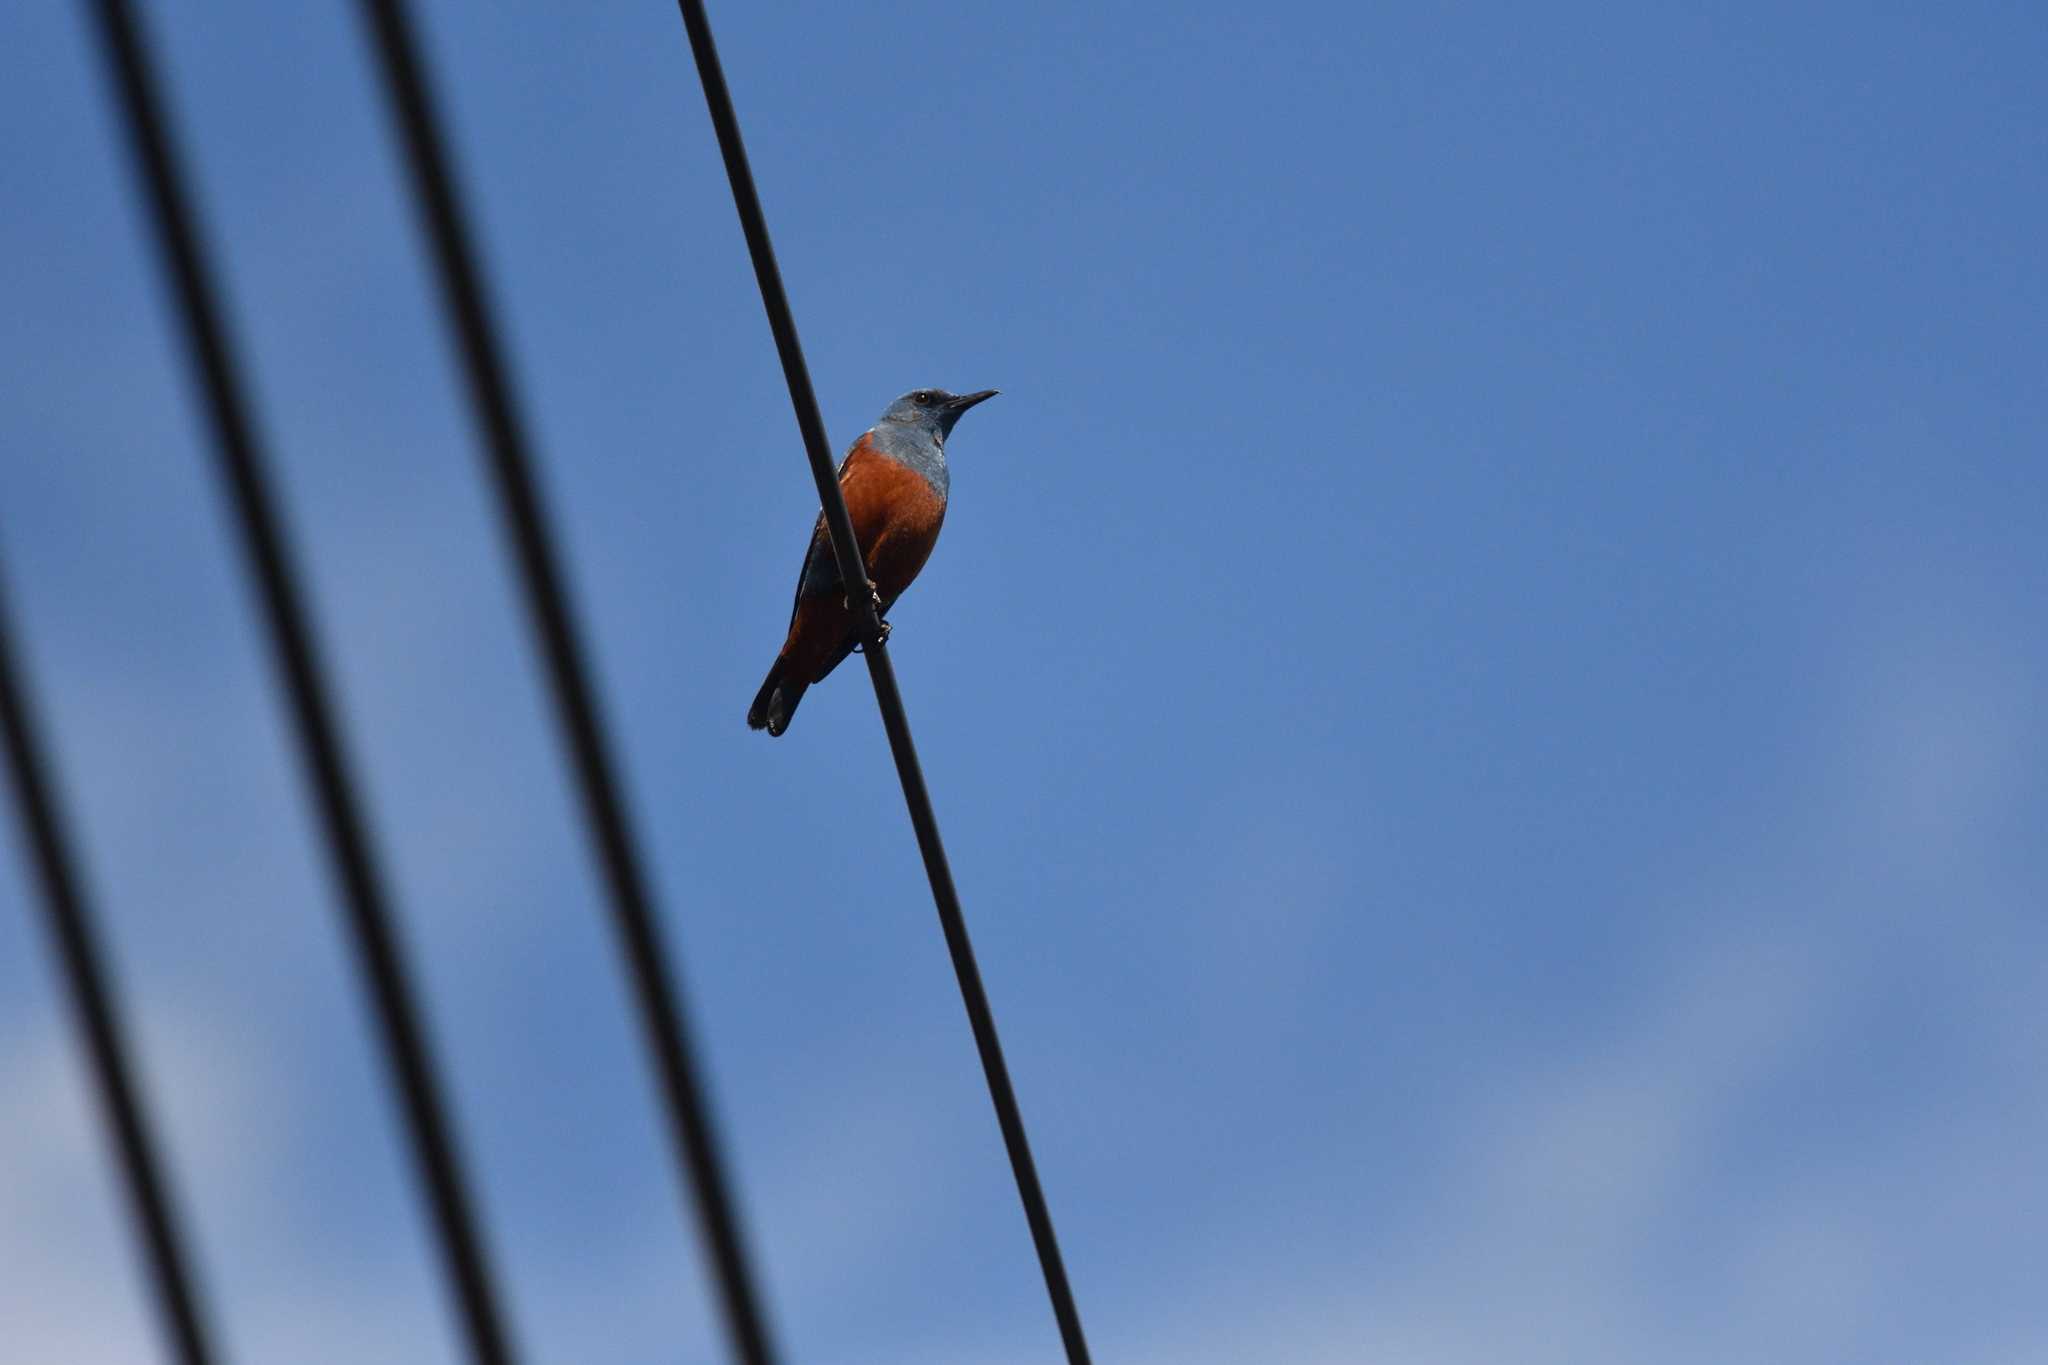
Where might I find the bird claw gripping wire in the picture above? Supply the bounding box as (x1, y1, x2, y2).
(857, 619, 891, 652)
(843, 578, 889, 651)
(843, 578, 884, 617)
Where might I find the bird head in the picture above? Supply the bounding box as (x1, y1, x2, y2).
(878, 387, 998, 443)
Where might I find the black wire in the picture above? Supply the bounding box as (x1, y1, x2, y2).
(344, 4, 781, 1362)
(0, 560, 219, 1365)
(670, 5, 1094, 1360)
(79, 3, 519, 1361)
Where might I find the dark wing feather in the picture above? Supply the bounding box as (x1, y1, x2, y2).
(810, 585, 900, 685)
(785, 513, 834, 633)
(784, 445, 866, 630)
(780, 439, 908, 683)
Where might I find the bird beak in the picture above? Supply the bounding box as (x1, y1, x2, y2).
(947, 389, 998, 412)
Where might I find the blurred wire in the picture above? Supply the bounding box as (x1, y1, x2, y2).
(0, 558, 219, 1365)
(346, 2, 781, 1361)
(79, 1, 520, 1360)
(670, 3, 1094, 1360)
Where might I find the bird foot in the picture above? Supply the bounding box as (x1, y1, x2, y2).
(842, 579, 884, 617)
(842, 579, 889, 650)
(855, 618, 892, 652)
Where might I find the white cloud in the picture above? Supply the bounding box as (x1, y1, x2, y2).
(0, 999, 263, 1364)
(999, 618, 2048, 1365)
(4, 502, 2040, 1364)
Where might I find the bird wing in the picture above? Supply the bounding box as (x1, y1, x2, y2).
(780, 434, 938, 688)
(785, 511, 833, 633)
(782, 444, 854, 631)
(787, 447, 925, 685)
(784, 442, 901, 629)
(788, 511, 902, 685)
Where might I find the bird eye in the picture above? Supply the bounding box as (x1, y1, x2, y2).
(914, 391, 933, 406)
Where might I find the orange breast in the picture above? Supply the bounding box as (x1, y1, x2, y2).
(840, 445, 947, 601)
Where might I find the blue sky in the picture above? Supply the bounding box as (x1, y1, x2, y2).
(3, 0, 2045, 1360)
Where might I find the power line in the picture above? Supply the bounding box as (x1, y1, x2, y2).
(345, 3, 781, 1362)
(0, 559, 219, 1365)
(669, 5, 1095, 1360)
(78, 2, 520, 1360)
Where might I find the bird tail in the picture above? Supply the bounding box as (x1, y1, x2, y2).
(747, 657, 807, 736)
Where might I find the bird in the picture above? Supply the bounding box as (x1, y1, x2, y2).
(748, 387, 997, 736)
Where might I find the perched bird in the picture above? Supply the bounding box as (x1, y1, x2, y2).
(748, 387, 997, 736)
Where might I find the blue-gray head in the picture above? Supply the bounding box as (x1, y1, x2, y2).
(878, 387, 998, 444)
